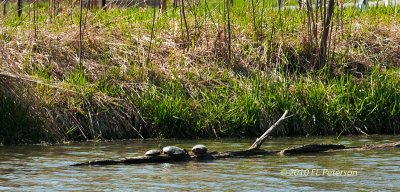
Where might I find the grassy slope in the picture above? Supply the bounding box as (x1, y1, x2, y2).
(0, 1, 399, 144)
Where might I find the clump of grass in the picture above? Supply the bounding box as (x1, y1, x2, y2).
(0, 94, 44, 144)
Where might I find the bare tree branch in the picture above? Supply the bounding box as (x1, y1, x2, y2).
(248, 110, 289, 150)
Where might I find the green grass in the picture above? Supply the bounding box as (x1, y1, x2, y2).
(0, 94, 45, 144)
(0, 1, 399, 144)
(130, 68, 400, 138)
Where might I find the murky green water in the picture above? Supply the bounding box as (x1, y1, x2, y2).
(1, 136, 400, 191)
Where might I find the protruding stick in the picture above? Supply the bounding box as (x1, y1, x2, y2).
(248, 110, 289, 150)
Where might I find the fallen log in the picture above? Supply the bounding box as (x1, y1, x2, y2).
(279, 144, 346, 155)
(70, 110, 400, 166)
(277, 141, 400, 156)
(341, 141, 400, 151)
(72, 110, 291, 166)
(72, 156, 185, 166)
(71, 141, 400, 166)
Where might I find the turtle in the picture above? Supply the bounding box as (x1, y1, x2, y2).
(191, 144, 208, 156)
(144, 149, 162, 157)
(160, 145, 188, 159)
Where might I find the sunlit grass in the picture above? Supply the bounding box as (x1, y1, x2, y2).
(0, 0, 399, 143)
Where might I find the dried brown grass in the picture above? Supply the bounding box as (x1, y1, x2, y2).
(1, 6, 399, 141)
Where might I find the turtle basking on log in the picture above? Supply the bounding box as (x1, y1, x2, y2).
(70, 141, 400, 166)
(192, 144, 208, 156)
(160, 145, 190, 160)
(144, 149, 162, 157)
(191, 144, 215, 160)
(70, 110, 400, 166)
(144, 144, 214, 160)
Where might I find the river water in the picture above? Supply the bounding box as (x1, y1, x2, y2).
(1, 136, 399, 191)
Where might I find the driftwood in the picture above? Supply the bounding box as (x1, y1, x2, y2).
(341, 142, 400, 151)
(279, 144, 346, 155)
(70, 110, 400, 166)
(71, 142, 400, 166)
(248, 110, 289, 150)
(73, 156, 184, 166)
(72, 110, 291, 166)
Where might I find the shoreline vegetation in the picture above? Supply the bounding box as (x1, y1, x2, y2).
(0, 0, 399, 144)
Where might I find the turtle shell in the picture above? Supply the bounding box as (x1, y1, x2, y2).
(145, 149, 161, 156)
(192, 144, 208, 155)
(162, 146, 186, 156)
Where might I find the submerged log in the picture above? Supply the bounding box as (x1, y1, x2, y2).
(71, 150, 279, 166)
(71, 142, 400, 166)
(72, 156, 185, 166)
(72, 110, 291, 166)
(215, 149, 279, 158)
(343, 141, 400, 151)
(279, 144, 346, 155)
(70, 110, 400, 166)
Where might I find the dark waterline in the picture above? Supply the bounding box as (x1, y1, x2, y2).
(1, 136, 400, 191)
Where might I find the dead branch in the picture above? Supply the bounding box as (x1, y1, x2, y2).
(248, 110, 289, 150)
(70, 141, 400, 166)
(279, 144, 346, 155)
(68, 109, 400, 167)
